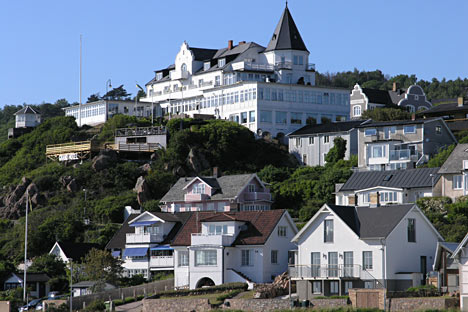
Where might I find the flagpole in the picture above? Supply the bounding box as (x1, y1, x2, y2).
(79, 34, 82, 127)
(23, 190, 29, 302)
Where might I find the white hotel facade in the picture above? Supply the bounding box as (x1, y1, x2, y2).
(140, 5, 350, 138)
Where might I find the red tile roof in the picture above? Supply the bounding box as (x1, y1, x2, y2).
(171, 210, 286, 246)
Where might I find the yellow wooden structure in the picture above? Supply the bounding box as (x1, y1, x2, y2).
(46, 141, 100, 161)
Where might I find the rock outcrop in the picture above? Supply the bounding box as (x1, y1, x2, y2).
(92, 149, 118, 171)
(186, 148, 210, 173)
(134, 176, 152, 206)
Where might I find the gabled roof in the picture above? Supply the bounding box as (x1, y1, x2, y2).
(160, 174, 258, 203)
(355, 118, 430, 128)
(265, 6, 308, 52)
(129, 211, 182, 224)
(53, 242, 100, 262)
(433, 241, 459, 270)
(288, 120, 364, 137)
(171, 210, 288, 246)
(339, 167, 441, 191)
(362, 88, 395, 105)
(11, 272, 50, 283)
(293, 203, 442, 242)
(452, 232, 468, 258)
(422, 99, 468, 115)
(15, 106, 39, 115)
(200, 213, 238, 222)
(190, 47, 218, 61)
(105, 213, 192, 250)
(438, 144, 468, 174)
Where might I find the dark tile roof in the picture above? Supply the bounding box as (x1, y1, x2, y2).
(356, 118, 431, 128)
(160, 174, 256, 203)
(105, 213, 192, 250)
(420, 101, 468, 116)
(200, 213, 238, 222)
(15, 272, 50, 282)
(190, 47, 218, 61)
(447, 120, 468, 132)
(171, 210, 286, 246)
(57, 242, 100, 262)
(265, 6, 308, 52)
(362, 88, 395, 105)
(15, 106, 39, 115)
(288, 120, 363, 136)
(328, 204, 414, 239)
(339, 167, 441, 191)
(438, 144, 468, 174)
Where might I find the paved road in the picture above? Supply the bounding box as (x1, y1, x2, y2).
(115, 300, 143, 312)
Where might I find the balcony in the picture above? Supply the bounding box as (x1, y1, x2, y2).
(126, 233, 164, 244)
(243, 192, 272, 201)
(150, 256, 174, 268)
(289, 264, 363, 279)
(232, 61, 274, 72)
(184, 193, 210, 202)
(389, 149, 419, 161)
(306, 63, 316, 71)
(191, 233, 236, 246)
(170, 71, 189, 80)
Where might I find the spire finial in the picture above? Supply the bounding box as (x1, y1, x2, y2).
(285, 0, 288, 8)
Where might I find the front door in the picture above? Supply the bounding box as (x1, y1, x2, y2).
(39, 283, 46, 297)
(420, 256, 427, 285)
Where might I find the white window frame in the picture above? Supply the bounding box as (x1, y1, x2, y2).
(248, 184, 256, 193)
(195, 250, 217, 266)
(278, 226, 287, 237)
(308, 137, 314, 145)
(404, 125, 416, 134)
(271, 250, 278, 264)
(453, 175, 463, 190)
(324, 136, 330, 143)
(241, 249, 252, 266)
(363, 251, 373, 270)
(178, 251, 189, 267)
(353, 105, 361, 117)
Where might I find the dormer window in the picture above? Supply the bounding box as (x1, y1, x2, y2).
(204, 62, 210, 71)
(192, 183, 205, 194)
(218, 58, 226, 67)
(156, 72, 163, 80)
(208, 224, 228, 235)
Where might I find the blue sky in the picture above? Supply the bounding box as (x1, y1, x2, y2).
(1, 0, 467, 106)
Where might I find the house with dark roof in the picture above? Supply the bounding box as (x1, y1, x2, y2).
(105, 211, 191, 280)
(437, 143, 468, 200)
(335, 167, 441, 206)
(350, 83, 432, 119)
(290, 203, 443, 298)
(4, 272, 50, 298)
(288, 120, 363, 166)
(49, 241, 100, 263)
(160, 172, 272, 213)
(172, 209, 297, 289)
(356, 117, 456, 171)
(433, 241, 460, 293)
(419, 96, 468, 132)
(139, 4, 351, 139)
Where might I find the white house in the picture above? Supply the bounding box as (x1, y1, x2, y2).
(106, 211, 192, 280)
(14, 106, 41, 128)
(63, 99, 155, 127)
(171, 210, 297, 289)
(288, 120, 363, 166)
(49, 241, 100, 263)
(335, 167, 441, 206)
(71, 281, 116, 297)
(140, 5, 350, 140)
(451, 232, 468, 310)
(290, 204, 443, 299)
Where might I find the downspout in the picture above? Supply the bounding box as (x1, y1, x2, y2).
(222, 246, 225, 285)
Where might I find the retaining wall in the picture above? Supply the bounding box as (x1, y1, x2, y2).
(388, 297, 459, 311)
(142, 299, 212, 312)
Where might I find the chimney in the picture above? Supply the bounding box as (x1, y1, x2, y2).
(228, 40, 233, 50)
(458, 96, 464, 107)
(411, 113, 416, 121)
(392, 82, 398, 92)
(238, 41, 246, 45)
(213, 167, 219, 178)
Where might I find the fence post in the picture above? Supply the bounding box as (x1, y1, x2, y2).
(83, 302, 86, 310)
(133, 289, 136, 299)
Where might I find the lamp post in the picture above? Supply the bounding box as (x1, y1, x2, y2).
(105, 79, 112, 98)
(69, 258, 73, 312)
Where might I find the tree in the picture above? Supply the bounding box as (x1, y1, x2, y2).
(325, 137, 347, 163)
(361, 107, 411, 121)
(102, 85, 131, 100)
(82, 249, 123, 286)
(29, 254, 67, 278)
(87, 93, 101, 103)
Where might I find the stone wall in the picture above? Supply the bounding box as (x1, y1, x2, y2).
(142, 299, 212, 312)
(0, 302, 10, 312)
(388, 297, 459, 311)
(309, 298, 348, 309)
(224, 299, 291, 311)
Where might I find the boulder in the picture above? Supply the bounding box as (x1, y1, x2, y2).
(174, 166, 186, 177)
(139, 163, 152, 175)
(186, 148, 210, 173)
(134, 176, 152, 206)
(59, 176, 73, 187)
(3, 177, 30, 207)
(66, 179, 79, 193)
(92, 149, 118, 171)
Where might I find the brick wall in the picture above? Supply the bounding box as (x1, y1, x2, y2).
(142, 299, 212, 312)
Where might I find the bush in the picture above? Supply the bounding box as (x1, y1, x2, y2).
(215, 289, 243, 302)
(153, 282, 248, 298)
(406, 284, 438, 297)
(83, 300, 106, 312)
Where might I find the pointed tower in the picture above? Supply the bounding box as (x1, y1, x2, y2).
(264, 4, 314, 85)
(265, 4, 308, 52)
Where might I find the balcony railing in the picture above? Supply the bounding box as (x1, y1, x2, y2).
(150, 256, 174, 268)
(191, 233, 236, 246)
(275, 61, 293, 70)
(126, 233, 164, 244)
(243, 192, 272, 201)
(289, 264, 363, 279)
(184, 193, 210, 202)
(115, 126, 167, 137)
(389, 149, 419, 161)
(307, 63, 316, 71)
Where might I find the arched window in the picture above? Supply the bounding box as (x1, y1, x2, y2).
(353, 105, 361, 117)
(181, 63, 187, 73)
(406, 105, 415, 113)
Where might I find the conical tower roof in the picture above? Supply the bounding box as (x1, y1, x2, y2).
(265, 5, 308, 52)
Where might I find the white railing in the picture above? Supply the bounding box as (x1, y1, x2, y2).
(150, 256, 174, 267)
(126, 233, 164, 244)
(289, 264, 362, 279)
(191, 233, 236, 246)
